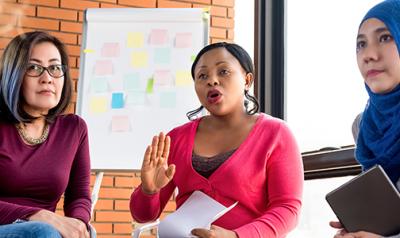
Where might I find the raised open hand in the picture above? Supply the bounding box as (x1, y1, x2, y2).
(140, 132, 175, 194)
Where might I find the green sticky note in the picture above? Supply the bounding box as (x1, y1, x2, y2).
(146, 78, 154, 94)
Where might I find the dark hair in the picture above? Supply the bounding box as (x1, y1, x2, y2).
(0, 31, 72, 124)
(186, 42, 259, 120)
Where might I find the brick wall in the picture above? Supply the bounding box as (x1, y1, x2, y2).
(0, 0, 234, 237)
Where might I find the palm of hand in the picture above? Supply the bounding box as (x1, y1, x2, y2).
(140, 132, 174, 194)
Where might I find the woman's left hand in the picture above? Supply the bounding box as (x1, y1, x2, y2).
(191, 225, 238, 238)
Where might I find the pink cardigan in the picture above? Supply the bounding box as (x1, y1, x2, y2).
(130, 113, 303, 237)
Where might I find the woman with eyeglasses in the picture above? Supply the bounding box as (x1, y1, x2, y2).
(0, 31, 92, 238)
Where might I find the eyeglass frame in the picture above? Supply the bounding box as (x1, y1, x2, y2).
(25, 63, 67, 78)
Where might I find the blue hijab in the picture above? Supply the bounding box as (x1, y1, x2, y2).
(356, 0, 400, 183)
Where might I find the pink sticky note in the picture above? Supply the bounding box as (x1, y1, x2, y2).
(175, 32, 192, 48)
(149, 29, 168, 45)
(111, 115, 130, 132)
(154, 70, 173, 86)
(101, 42, 120, 57)
(94, 60, 113, 76)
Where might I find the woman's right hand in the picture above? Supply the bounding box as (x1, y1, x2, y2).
(330, 221, 382, 238)
(28, 210, 89, 238)
(140, 132, 175, 194)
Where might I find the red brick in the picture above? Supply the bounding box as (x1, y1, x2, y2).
(115, 176, 140, 188)
(113, 223, 133, 233)
(0, 14, 17, 26)
(18, 16, 59, 30)
(227, 29, 234, 39)
(164, 200, 176, 212)
(19, 0, 60, 7)
(210, 27, 226, 38)
(100, 3, 125, 8)
(211, 16, 234, 28)
(95, 211, 132, 222)
(50, 31, 77, 44)
(209, 5, 226, 17)
(69, 68, 80, 79)
(114, 199, 130, 211)
(158, 0, 191, 8)
(66, 103, 76, 113)
(66, 44, 81, 56)
(37, 7, 78, 21)
(78, 11, 84, 22)
(118, 0, 156, 7)
(211, 37, 231, 44)
(99, 188, 132, 199)
(90, 175, 114, 187)
(0, 38, 12, 49)
(105, 172, 135, 177)
(227, 7, 234, 18)
(212, 0, 234, 7)
(92, 223, 113, 233)
(0, 3, 36, 16)
(60, 21, 82, 33)
(181, 0, 211, 4)
(68, 57, 76, 68)
(99, 0, 117, 3)
(60, 0, 99, 10)
(94, 199, 114, 210)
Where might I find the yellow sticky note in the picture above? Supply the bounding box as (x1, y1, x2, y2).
(89, 96, 108, 113)
(175, 70, 192, 86)
(131, 52, 148, 68)
(127, 32, 144, 48)
(84, 49, 95, 53)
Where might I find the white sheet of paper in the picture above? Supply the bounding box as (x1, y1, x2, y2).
(158, 190, 238, 238)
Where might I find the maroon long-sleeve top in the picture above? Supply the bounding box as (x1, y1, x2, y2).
(0, 114, 91, 225)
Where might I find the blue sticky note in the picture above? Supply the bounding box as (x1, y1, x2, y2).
(111, 93, 124, 109)
(154, 48, 171, 64)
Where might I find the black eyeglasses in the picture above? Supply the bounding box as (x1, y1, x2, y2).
(26, 63, 67, 78)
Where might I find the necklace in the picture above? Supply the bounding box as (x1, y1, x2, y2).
(15, 123, 49, 145)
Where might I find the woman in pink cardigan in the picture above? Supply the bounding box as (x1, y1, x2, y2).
(130, 42, 303, 238)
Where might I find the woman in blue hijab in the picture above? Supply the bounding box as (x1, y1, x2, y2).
(331, 0, 400, 237)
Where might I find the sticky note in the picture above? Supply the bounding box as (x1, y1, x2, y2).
(175, 70, 192, 86)
(146, 78, 154, 94)
(101, 42, 120, 57)
(111, 92, 124, 109)
(131, 51, 148, 68)
(149, 29, 168, 45)
(84, 49, 95, 53)
(154, 48, 171, 64)
(127, 32, 144, 48)
(89, 96, 108, 113)
(124, 73, 141, 91)
(91, 77, 108, 93)
(126, 91, 146, 105)
(175, 32, 192, 48)
(94, 60, 113, 76)
(111, 115, 130, 132)
(159, 91, 176, 108)
(154, 70, 173, 87)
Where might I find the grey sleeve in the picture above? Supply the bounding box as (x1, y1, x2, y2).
(352, 113, 363, 142)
